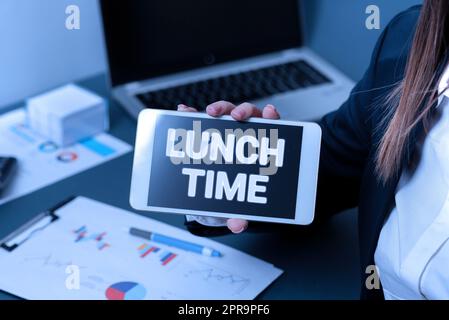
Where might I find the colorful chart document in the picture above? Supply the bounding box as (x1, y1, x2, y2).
(0, 197, 282, 300)
(0, 108, 131, 205)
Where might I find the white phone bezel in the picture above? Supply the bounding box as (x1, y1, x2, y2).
(130, 109, 321, 225)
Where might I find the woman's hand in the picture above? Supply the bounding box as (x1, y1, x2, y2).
(177, 101, 280, 233)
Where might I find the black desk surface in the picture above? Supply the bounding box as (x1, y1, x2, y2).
(0, 74, 361, 300)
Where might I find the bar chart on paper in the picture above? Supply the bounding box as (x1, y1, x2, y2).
(0, 108, 131, 205)
(137, 243, 177, 266)
(73, 225, 111, 251)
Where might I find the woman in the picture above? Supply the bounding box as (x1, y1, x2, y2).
(179, 2, 449, 300)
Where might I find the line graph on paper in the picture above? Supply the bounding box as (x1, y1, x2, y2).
(183, 261, 251, 295)
(21, 253, 87, 270)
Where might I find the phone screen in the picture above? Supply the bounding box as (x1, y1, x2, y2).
(146, 114, 303, 219)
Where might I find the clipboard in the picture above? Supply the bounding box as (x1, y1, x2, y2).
(0, 196, 282, 300)
(0, 196, 76, 252)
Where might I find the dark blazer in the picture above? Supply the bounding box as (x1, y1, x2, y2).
(187, 5, 438, 299)
(314, 5, 422, 299)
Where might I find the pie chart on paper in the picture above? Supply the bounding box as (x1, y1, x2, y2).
(105, 281, 147, 300)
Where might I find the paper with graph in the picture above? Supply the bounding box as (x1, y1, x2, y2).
(0, 108, 131, 205)
(0, 197, 282, 300)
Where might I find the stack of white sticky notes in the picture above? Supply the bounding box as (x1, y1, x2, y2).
(27, 84, 109, 147)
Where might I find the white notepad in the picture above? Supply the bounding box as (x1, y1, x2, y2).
(0, 197, 282, 300)
(27, 84, 108, 147)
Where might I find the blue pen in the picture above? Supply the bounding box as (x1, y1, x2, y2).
(129, 227, 222, 257)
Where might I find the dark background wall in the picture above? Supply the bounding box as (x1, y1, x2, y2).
(303, 0, 421, 80)
(0, 0, 422, 108)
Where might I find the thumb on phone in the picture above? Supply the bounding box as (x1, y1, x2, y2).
(227, 219, 248, 234)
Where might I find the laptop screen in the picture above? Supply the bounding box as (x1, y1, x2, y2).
(100, 0, 302, 86)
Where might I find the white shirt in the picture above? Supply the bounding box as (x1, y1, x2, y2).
(374, 66, 449, 300)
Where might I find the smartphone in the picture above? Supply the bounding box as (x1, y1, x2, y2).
(130, 109, 321, 225)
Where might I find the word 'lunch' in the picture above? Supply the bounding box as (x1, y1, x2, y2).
(165, 123, 286, 204)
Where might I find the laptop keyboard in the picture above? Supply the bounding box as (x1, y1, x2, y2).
(136, 59, 331, 111)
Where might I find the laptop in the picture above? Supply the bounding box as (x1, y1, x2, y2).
(100, 0, 354, 121)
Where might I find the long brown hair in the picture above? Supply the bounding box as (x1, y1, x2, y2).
(376, 0, 449, 182)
